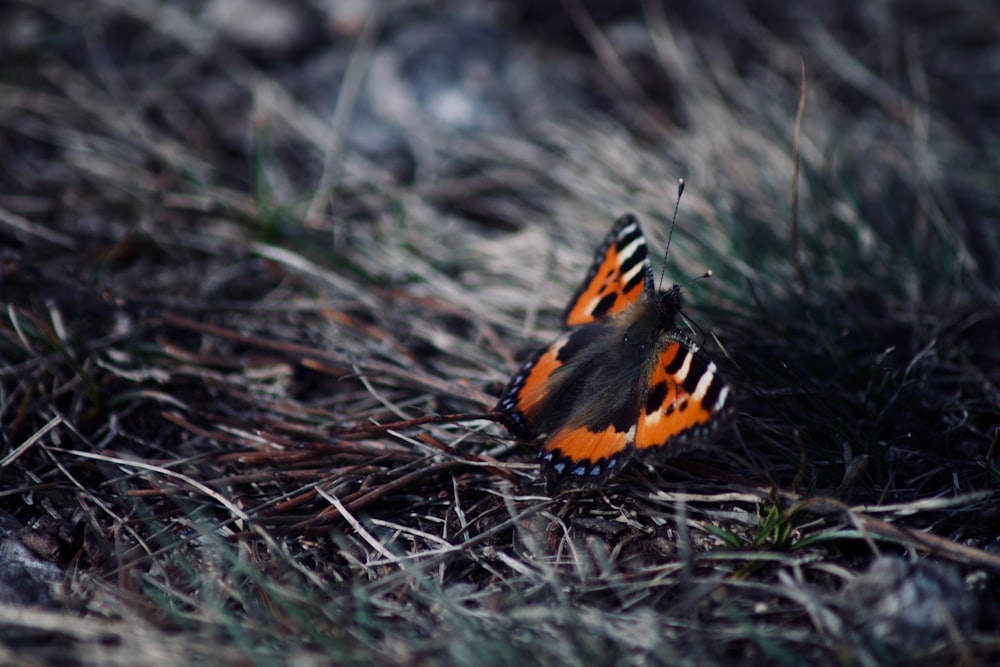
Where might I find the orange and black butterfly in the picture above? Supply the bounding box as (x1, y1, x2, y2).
(496, 214, 732, 485)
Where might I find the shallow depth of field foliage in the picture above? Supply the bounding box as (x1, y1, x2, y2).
(1, 1, 999, 665)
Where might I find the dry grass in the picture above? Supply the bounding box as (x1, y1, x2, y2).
(2, 1, 999, 665)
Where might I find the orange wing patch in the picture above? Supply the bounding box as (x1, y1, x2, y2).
(512, 338, 565, 418)
(541, 424, 632, 478)
(564, 215, 650, 326)
(635, 340, 730, 453)
(496, 336, 569, 438)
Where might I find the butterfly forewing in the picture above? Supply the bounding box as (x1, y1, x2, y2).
(563, 214, 652, 326)
(634, 339, 731, 454)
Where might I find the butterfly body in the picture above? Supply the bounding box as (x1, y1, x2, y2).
(497, 214, 730, 485)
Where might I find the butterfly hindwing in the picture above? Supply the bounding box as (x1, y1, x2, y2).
(563, 214, 652, 326)
(540, 423, 631, 480)
(635, 338, 730, 454)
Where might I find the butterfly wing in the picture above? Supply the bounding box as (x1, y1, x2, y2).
(501, 324, 646, 482)
(563, 214, 653, 326)
(539, 422, 631, 480)
(497, 321, 639, 480)
(634, 337, 731, 455)
(496, 333, 573, 439)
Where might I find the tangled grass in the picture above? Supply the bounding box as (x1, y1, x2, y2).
(1, 1, 998, 665)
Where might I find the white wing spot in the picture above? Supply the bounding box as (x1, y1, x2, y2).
(692, 365, 716, 400)
(675, 351, 693, 383)
(714, 385, 730, 411)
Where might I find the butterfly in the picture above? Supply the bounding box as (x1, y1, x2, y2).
(496, 213, 731, 485)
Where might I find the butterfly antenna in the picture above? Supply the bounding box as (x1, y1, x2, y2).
(658, 178, 685, 290)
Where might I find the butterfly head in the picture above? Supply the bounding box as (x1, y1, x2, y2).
(654, 283, 683, 318)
